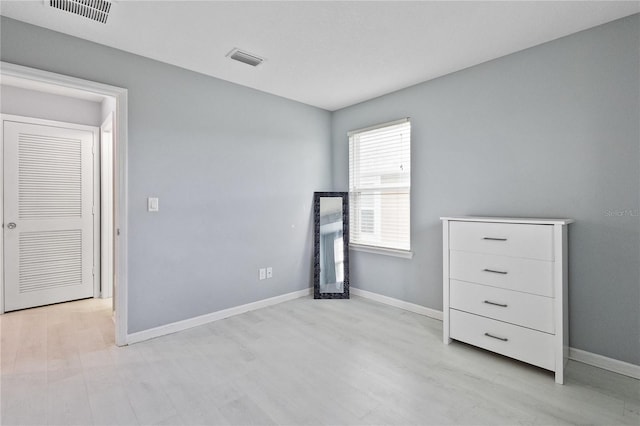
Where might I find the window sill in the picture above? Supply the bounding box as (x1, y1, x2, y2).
(349, 244, 414, 259)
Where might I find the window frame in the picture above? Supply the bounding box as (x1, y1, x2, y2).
(348, 118, 412, 258)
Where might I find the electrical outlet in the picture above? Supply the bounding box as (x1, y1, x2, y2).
(259, 268, 266, 280)
(266, 267, 273, 279)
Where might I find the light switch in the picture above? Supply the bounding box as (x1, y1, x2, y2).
(148, 197, 159, 212)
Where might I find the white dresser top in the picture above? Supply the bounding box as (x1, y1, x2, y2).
(440, 216, 574, 225)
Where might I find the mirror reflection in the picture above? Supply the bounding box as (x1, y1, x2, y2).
(319, 197, 344, 293)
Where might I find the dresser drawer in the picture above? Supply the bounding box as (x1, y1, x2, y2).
(449, 280, 554, 333)
(449, 309, 555, 370)
(449, 250, 554, 297)
(449, 221, 554, 261)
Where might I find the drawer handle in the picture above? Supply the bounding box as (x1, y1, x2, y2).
(482, 237, 507, 241)
(483, 300, 508, 308)
(483, 268, 508, 275)
(484, 332, 508, 342)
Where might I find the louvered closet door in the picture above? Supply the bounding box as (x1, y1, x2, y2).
(3, 120, 95, 312)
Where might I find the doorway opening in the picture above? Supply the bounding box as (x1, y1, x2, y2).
(0, 62, 128, 346)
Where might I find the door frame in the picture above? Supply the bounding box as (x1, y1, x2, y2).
(100, 112, 114, 300)
(0, 61, 129, 346)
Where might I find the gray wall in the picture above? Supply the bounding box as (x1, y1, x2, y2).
(331, 14, 640, 365)
(1, 17, 332, 333)
(1, 84, 103, 126)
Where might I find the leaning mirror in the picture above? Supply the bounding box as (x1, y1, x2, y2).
(313, 192, 349, 299)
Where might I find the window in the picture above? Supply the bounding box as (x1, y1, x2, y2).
(349, 118, 411, 253)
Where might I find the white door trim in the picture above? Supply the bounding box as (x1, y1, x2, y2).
(0, 61, 129, 347)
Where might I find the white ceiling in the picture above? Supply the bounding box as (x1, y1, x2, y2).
(1, 1, 638, 111)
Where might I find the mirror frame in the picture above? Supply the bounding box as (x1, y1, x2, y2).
(313, 192, 349, 299)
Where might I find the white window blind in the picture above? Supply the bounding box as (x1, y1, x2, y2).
(349, 119, 411, 252)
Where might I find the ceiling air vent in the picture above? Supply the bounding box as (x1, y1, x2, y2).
(227, 48, 264, 67)
(49, 0, 112, 24)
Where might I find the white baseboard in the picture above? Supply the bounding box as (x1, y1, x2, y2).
(350, 287, 443, 321)
(127, 288, 311, 344)
(125, 285, 640, 381)
(569, 347, 640, 380)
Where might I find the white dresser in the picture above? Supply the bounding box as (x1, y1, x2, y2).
(441, 216, 573, 384)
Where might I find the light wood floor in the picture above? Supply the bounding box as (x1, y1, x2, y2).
(1, 296, 638, 425)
